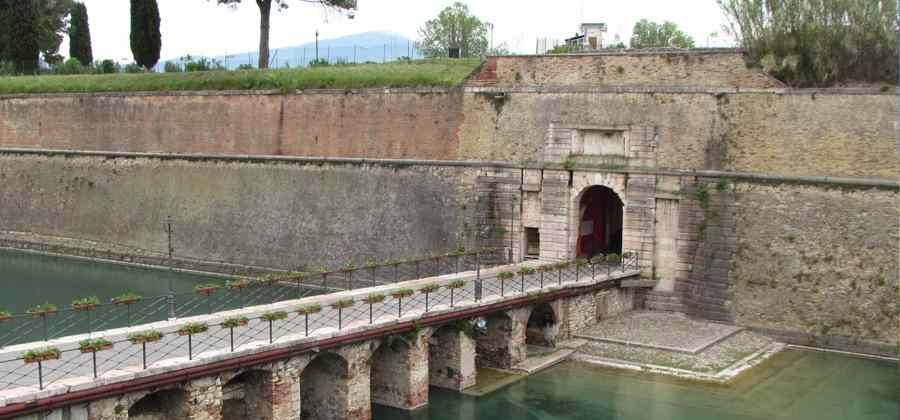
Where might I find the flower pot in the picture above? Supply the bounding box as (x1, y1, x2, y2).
(195, 288, 218, 296)
(29, 310, 57, 318)
(0, 315, 11, 323)
(72, 304, 97, 312)
(177, 330, 193, 336)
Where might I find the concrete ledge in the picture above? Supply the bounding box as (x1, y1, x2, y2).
(620, 279, 657, 288)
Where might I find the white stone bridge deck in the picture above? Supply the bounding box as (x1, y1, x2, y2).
(0, 258, 641, 419)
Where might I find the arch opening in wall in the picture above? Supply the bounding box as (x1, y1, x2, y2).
(222, 369, 273, 420)
(525, 303, 558, 348)
(370, 336, 411, 409)
(300, 353, 350, 420)
(576, 185, 623, 258)
(128, 388, 189, 420)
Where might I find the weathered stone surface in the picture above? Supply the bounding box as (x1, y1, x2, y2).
(428, 325, 477, 391)
(370, 330, 429, 410)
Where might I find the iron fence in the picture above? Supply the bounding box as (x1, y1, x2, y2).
(0, 249, 503, 349)
(0, 250, 640, 392)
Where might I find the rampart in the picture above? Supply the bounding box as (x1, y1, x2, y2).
(0, 50, 896, 354)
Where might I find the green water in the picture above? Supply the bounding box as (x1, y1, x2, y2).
(375, 350, 899, 420)
(0, 249, 216, 313)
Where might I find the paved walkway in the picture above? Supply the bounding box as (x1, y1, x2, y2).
(0, 261, 639, 403)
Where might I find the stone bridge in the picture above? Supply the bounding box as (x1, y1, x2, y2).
(0, 257, 642, 420)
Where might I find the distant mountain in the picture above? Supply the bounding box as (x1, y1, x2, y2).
(158, 31, 423, 71)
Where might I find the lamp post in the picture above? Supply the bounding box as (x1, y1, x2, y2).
(163, 216, 175, 319)
(315, 30, 319, 62)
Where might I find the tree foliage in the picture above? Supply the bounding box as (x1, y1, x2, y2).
(0, 0, 41, 73)
(630, 19, 696, 49)
(36, 0, 74, 65)
(68, 2, 92, 66)
(214, 0, 356, 69)
(130, 0, 161, 70)
(719, 0, 899, 86)
(418, 2, 488, 58)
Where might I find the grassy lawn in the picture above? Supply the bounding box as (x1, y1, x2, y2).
(0, 59, 482, 94)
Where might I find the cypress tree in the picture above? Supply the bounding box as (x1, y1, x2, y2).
(130, 0, 161, 70)
(69, 2, 93, 66)
(1, 0, 40, 74)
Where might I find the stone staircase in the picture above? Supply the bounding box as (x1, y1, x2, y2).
(643, 291, 688, 313)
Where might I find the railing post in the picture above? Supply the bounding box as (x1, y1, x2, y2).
(37, 361, 44, 390)
(188, 334, 193, 360)
(475, 252, 482, 302)
(168, 292, 176, 320)
(229, 327, 235, 352)
(142, 342, 147, 369)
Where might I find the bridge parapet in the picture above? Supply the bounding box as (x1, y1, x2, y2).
(0, 255, 642, 418)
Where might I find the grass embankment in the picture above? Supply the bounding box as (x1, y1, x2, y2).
(0, 59, 482, 94)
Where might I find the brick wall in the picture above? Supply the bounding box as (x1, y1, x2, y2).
(468, 50, 783, 88)
(0, 89, 462, 160)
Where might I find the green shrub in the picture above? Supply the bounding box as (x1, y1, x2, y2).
(163, 61, 182, 73)
(113, 293, 141, 304)
(496, 272, 514, 280)
(606, 253, 622, 263)
(79, 338, 113, 352)
(331, 299, 355, 309)
(23, 347, 60, 362)
(181, 55, 225, 72)
(128, 330, 163, 344)
(177, 322, 209, 335)
(261, 311, 288, 322)
(296, 304, 322, 315)
(123, 63, 144, 73)
(222, 317, 249, 328)
(308, 58, 329, 67)
(446, 279, 466, 289)
(72, 296, 100, 308)
(518, 267, 536, 275)
(364, 293, 386, 304)
(419, 284, 441, 294)
(95, 59, 118, 74)
(27, 303, 57, 315)
(54, 58, 90, 75)
(236, 63, 255, 70)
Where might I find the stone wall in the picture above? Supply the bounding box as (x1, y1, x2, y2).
(726, 182, 899, 349)
(469, 50, 783, 88)
(457, 89, 897, 178)
(0, 154, 484, 270)
(0, 89, 462, 160)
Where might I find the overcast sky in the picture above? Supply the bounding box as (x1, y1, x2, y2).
(67, 0, 735, 62)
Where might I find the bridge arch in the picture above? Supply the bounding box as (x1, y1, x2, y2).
(127, 388, 189, 420)
(300, 352, 350, 420)
(574, 185, 624, 259)
(474, 309, 528, 369)
(525, 301, 559, 348)
(222, 369, 274, 420)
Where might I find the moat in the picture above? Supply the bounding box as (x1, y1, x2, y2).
(377, 351, 898, 420)
(1, 250, 896, 420)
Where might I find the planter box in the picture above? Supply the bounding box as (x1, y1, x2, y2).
(72, 304, 97, 312)
(80, 343, 113, 354)
(24, 354, 60, 364)
(113, 299, 139, 306)
(29, 310, 57, 318)
(130, 336, 162, 344)
(195, 288, 218, 296)
(0, 315, 11, 323)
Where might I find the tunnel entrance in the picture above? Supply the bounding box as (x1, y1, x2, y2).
(576, 185, 623, 258)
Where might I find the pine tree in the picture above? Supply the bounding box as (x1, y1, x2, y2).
(69, 2, 92, 66)
(130, 0, 161, 70)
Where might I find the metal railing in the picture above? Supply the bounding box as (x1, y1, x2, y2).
(0, 249, 505, 349)
(0, 251, 640, 392)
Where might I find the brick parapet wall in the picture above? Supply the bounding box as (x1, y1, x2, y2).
(467, 51, 784, 88)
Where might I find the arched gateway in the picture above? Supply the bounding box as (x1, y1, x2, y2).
(576, 185, 624, 258)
